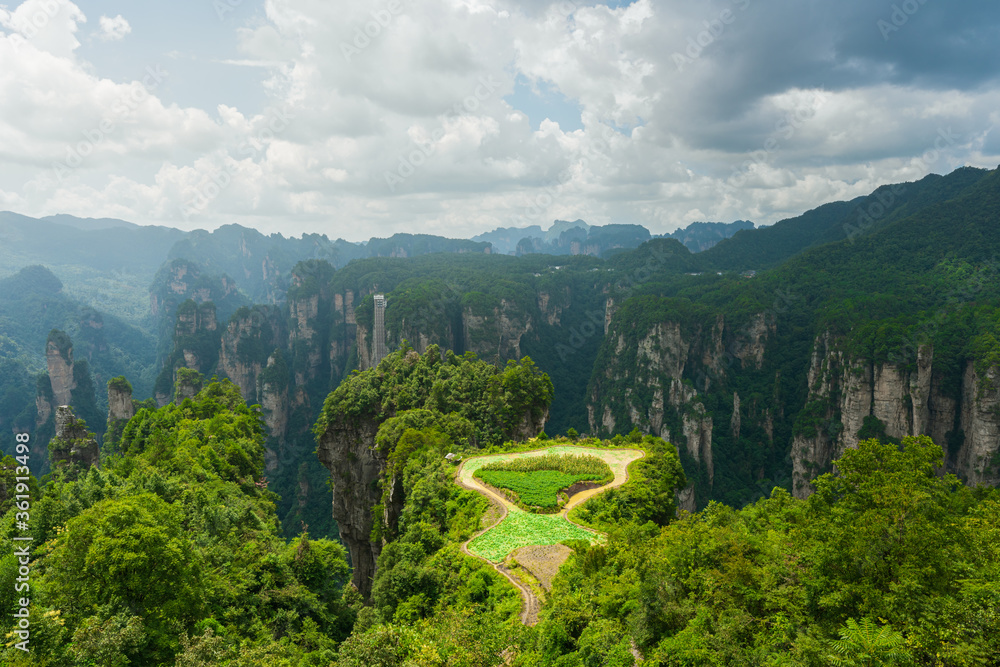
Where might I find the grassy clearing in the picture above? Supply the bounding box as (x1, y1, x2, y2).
(467, 509, 600, 562)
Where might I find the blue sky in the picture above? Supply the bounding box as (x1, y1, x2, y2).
(0, 0, 998, 240)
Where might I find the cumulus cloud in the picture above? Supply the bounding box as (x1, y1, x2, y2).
(98, 14, 130, 42)
(0, 0, 999, 238)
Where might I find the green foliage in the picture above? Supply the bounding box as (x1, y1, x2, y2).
(474, 454, 613, 510)
(521, 436, 1000, 665)
(571, 436, 686, 529)
(363, 428, 523, 644)
(44, 492, 201, 662)
(0, 381, 354, 665)
(466, 509, 600, 562)
(317, 345, 553, 449)
(826, 617, 911, 666)
(479, 453, 612, 479)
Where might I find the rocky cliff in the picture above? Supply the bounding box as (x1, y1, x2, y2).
(49, 405, 99, 473)
(588, 303, 777, 509)
(315, 348, 552, 597)
(46, 331, 76, 407)
(791, 335, 1000, 497)
(218, 306, 285, 402)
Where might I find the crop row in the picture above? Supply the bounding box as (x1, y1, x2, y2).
(478, 453, 613, 481)
(476, 469, 593, 508)
(467, 509, 600, 562)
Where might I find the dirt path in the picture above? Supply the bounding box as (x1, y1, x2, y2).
(456, 445, 644, 626)
(457, 473, 540, 623)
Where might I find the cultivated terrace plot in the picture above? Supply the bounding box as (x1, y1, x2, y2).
(460, 445, 643, 563)
(474, 452, 612, 510)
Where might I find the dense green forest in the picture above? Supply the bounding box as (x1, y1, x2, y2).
(4, 355, 997, 664)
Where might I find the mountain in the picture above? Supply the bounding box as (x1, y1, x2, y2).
(4, 164, 1000, 533)
(695, 167, 993, 271)
(0, 212, 189, 325)
(663, 219, 755, 252)
(588, 165, 1000, 508)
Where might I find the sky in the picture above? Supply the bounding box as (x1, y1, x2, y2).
(0, 0, 998, 242)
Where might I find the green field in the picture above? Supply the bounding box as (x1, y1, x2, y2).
(460, 446, 643, 563)
(473, 452, 613, 509)
(476, 470, 588, 508)
(467, 509, 601, 562)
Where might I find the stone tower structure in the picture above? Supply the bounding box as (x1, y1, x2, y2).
(373, 294, 387, 366)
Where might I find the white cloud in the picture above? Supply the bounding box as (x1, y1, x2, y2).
(98, 14, 130, 42)
(0, 0, 86, 58)
(0, 0, 999, 239)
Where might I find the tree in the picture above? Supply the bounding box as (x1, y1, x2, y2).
(43, 492, 201, 662)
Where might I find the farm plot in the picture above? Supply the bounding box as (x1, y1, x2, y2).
(474, 453, 613, 510)
(467, 508, 599, 562)
(460, 446, 644, 563)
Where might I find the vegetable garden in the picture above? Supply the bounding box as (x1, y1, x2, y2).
(460, 446, 644, 563)
(473, 453, 613, 511)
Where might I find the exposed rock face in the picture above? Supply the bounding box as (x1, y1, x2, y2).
(105, 378, 135, 452)
(790, 334, 1000, 497)
(461, 301, 532, 361)
(46, 338, 76, 407)
(316, 415, 388, 597)
(957, 364, 1000, 487)
(50, 405, 99, 471)
(316, 363, 549, 597)
(36, 394, 52, 428)
(589, 314, 746, 509)
(175, 371, 203, 402)
(260, 353, 290, 454)
(218, 307, 284, 402)
(356, 324, 373, 371)
(731, 392, 741, 441)
(108, 382, 134, 423)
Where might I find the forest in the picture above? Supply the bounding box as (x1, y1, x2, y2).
(1, 350, 996, 665)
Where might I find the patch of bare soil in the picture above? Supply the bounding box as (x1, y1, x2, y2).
(511, 544, 573, 591)
(480, 501, 504, 530)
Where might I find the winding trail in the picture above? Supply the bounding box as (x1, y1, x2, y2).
(456, 445, 644, 626)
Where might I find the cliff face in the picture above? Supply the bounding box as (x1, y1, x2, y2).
(108, 382, 134, 423)
(46, 337, 76, 406)
(790, 334, 1000, 497)
(315, 348, 551, 597)
(316, 415, 384, 596)
(957, 364, 1000, 486)
(50, 405, 99, 471)
(588, 310, 777, 509)
(218, 306, 285, 402)
(461, 300, 532, 361)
